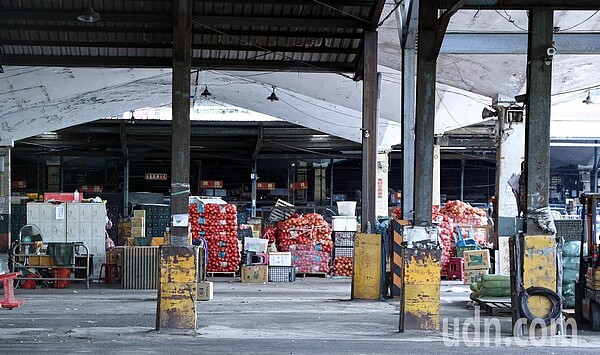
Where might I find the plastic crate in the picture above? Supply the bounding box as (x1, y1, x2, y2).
(334, 246, 354, 258)
(268, 266, 296, 282)
(448, 257, 464, 281)
(555, 219, 583, 242)
(333, 231, 355, 247)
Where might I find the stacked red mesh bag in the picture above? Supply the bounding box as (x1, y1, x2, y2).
(276, 213, 333, 274)
(189, 203, 240, 273)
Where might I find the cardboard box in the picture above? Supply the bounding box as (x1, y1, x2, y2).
(197, 281, 213, 301)
(131, 227, 145, 238)
(332, 216, 358, 232)
(133, 209, 146, 218)
(130, 216, 145, 228)
(28, 255, 55, 267)
(463, 249, 491, 270)
(463, 268, 488, 285)
(269, 252, 292, 267)
(241, 265, 268, 283)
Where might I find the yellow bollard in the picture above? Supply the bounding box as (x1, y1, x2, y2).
(352, 233, 382, 300)
(156, 245, 199, 330)
(401, 248, 441, 331)
(522, 235, 557, 319)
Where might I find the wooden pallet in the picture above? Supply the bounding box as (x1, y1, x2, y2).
(296, 272, 328, 278)
(474, 297, 512, 316)
(206, 272, 236, 278)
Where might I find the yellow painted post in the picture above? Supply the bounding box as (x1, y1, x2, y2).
(156, 245, 199, 330)
(401, 248, 441, 331)
(352, 233, 382, 300)
(522, 234, 557, 319)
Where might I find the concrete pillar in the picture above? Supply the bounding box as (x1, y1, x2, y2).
(313, 164, 327, 205)
(376, 152, 389, 218)
(0, 147, 10, 252)
(432, 144, 441, 206)
(495, 114, 525, 220)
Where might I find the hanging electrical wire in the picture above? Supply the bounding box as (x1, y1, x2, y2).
(190, 19, 355, 80)
(558, 11, 600, 31)
(494, 9, 528, 32)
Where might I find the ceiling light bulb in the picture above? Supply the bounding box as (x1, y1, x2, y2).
(267, 87, 279, 102)
(582, 91, 594, 104)
(77, 3, 101, 23)
(201, 85, 212, 97)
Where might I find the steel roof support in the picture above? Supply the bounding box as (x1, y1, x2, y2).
(157, 0, 197, 332)
(168, 0, 192, 247)
(524, 8, 554, 234)
(413, 0, 438, 226)
(361, 30, 378, 233)
(397, 0, 418, 221)
(441, 33, 600, 55)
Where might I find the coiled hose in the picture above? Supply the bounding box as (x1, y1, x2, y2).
(518, 286, 562, 325)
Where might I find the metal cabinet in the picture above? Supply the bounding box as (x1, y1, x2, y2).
(27, 202, 107, 277)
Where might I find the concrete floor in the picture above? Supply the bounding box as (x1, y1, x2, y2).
(1, 253, 600, 354)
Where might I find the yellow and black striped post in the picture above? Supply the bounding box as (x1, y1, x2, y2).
(391, 220, 408, 298)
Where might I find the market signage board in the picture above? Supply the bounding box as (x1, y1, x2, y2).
(289, 181, 308, 190)
(200, 180, 223, 188)
(257, 182, 276, 190)
(145, 173, 168, 180)
(11, 180, 27, 189)
(80, 184, 103, 193)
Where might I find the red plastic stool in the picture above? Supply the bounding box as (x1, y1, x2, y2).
(99, 263, 120, 284)
(448, 257, 464, 281)
(0, 272, 25, 309)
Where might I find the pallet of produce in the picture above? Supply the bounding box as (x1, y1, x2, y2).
(332, 256, 353, 277)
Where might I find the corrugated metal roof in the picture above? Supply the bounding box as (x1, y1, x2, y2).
(0, 0, 384, 77)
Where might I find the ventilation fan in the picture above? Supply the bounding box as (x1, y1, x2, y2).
(18, 224, 43, 244)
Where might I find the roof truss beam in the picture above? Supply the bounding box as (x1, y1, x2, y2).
(456, 0, 600, 10)
(441, 32, 600, 55)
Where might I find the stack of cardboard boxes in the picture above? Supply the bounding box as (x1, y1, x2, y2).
(117, 210, 147, 244)
(463, 249, 491, 285)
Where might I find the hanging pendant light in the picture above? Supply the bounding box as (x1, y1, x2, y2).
(267, 86, 279, 101)
(201, 85, 212, 97)
(582, 91, 594, 105)
(77, 0, 101, 23)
